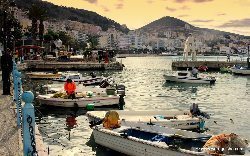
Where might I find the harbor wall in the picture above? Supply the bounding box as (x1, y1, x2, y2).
(25, 61, 124, 71)
(172, 60, 247, 70)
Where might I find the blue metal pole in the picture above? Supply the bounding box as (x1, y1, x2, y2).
(22, 91, 37, 156)
(12, 61, 22, 127)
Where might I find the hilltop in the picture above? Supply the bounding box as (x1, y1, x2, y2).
(137, 16, 248, 38)
(14, 0, 129, 33)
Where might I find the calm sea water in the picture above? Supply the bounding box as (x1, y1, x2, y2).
(34, 56, 250, 156)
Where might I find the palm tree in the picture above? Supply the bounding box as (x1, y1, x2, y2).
(28, 3, 47, 45)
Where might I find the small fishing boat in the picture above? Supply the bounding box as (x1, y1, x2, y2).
(163, 71, 216, 84)
(37, 93, 120, 107)
(52, 72, 106, 85)
(93, 120, 248, 156)
(231, 65, 250, 75)
(87, 110, 206, 131)
(26, 72, 62, 79)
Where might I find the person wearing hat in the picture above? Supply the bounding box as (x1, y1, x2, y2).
(64, 79, 76, 99)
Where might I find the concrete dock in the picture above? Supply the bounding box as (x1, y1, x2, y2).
(172, 60, 247, 70)
(0, 72, 47, 156)
(25, 60, 124, 71)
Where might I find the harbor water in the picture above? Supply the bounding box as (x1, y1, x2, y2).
(31, 56, 250, 156)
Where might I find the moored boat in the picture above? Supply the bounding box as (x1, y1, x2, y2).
(87, 110, 206, 131)
(231, 65, 250, 75)
(52, 72, 105, 85)
(163, 71, 216, 84)
(26, 72, 62, 79)
(93, 120, 249, 156)
(37, 93, 120, 107)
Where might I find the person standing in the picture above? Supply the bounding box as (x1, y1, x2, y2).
(1, 49, 13, 95)
(191, 67, 198, 78)
(64, 79, 76, 99)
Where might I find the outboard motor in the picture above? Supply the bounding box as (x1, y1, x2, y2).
(99, 79, 110, 88)
(116, 84, 125, 96)
(190, 103, 210, 119)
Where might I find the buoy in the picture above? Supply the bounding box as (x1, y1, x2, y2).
(86, 103, 95, 111)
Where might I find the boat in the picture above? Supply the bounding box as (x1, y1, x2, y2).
(43, 77, 116, 94)
(93, 119, 249, 156)
(26, 72, 62, 79)
(37, 93, 120, 107)
(160, 52, 178, 56)
(163, 71, 216, 84)
(87, 110, 207, 131)
(52, 72, 105, 85)
(231, 65, 250, 75)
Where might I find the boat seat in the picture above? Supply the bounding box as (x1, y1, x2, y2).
(175, 115, 192, 120)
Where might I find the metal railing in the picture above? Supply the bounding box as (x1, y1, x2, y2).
(12, 61, 38, 156)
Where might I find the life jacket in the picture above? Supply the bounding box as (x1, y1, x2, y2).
(103, 111, 120, 129)
(64, 82, 76, 94)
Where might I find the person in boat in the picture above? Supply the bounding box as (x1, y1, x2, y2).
(227, 54, 230, 62)
(191, 67, 198, 78)
(203, 133, 248, 155)
(103, 111, 120, 129)
(64, 78, 76, 99)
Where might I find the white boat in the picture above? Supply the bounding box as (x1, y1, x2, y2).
(231, 66, 250, 75)
(87, 110, 205, 130)
(37, 93, 120, 107)
(93, 120, 249, 156)
(52, 72, 105, 85)
(163, 71, 216, 84)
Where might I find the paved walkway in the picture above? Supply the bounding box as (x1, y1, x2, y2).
(0, 76, 21, 156)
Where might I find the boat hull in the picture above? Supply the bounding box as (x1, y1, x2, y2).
(37, 94, 120, 107)
(87, 110, 201, 130)
(93, 130, 192, 156)
(27, 73, 62, 79)
(164, 75, 215, 84)
(231, 68, 250, 75)
(93, 122, 210, 156)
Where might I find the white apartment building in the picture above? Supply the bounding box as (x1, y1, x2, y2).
(118, 34, 130, 50)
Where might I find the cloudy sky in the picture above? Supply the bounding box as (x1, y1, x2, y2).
(43, 0, 250, 36)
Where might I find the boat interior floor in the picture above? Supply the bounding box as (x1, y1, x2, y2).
(118, 128, 209, 151)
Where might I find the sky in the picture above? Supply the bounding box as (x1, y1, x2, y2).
(43, 0, 250, 36)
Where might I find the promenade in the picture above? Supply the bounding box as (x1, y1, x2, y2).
(0, 72, 20, 155)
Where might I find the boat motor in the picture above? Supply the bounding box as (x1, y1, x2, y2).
(99, 79, 110, 88)
(116, 84, 125, 96)
(190, 103, 210, 119)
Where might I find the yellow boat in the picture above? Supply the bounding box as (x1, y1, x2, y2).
(26, 72, 62, 79)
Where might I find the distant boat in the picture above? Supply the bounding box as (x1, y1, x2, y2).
(26, 72, 62, 79)
(163, 71, 216, 84)
(231, 65, 250, 75)
(160, 52, 178, 56)
(52, 72, 105, 85)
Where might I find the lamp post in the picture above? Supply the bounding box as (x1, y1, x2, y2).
(1, 0, 16, 95)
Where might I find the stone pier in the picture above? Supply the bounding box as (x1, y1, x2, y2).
(172, 60, 247, 70)
(25, 61, 124, 71)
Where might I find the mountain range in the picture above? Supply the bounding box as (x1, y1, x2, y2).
(14, 0, 249, 39)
